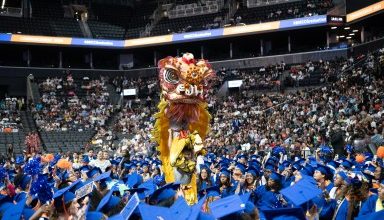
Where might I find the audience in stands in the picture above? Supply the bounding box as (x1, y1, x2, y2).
(0, 47, 383, 220)
(0, 97, 24, 133)
(32, 75, 114, 132)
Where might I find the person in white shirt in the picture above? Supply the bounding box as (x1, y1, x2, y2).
(89, 150, 111, 172)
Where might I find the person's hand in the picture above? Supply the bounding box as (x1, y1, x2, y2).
(82, 196, 89, 206)
(176, 188, 184, 198)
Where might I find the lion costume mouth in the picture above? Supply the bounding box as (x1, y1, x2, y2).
(158, 53, 215, 104)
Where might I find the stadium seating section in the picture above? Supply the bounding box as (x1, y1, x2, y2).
(0, 0, 334, 39)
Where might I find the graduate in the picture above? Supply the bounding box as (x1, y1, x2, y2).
(254, 171, 288, 218)
(196, 164, 214, 193)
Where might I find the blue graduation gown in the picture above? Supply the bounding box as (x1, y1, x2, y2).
(325, 182, 334, 193)
(283, 176, 294, 188)
(359, 194, 379, 216)
(312, 195, 337, 220)
(197, 179, 213, 192)
(220, 185, 236, 198)
(254, 185, 284, 209)
(14, 192, 27, 203)
(334, 198, 348, 220)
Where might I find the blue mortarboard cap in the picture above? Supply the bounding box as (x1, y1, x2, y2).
(190, 196, 206, 220)
(59, 171, 70, 181)
(138, 180, 157, 198)
(292, 161, 302, 171)
(355, 209, 384, 220)
(110, 193, 140, 220)
(269, 171, 283, 182)
(124, 163, 137, 170)
(82, 155, 90, 163)
(235, 163, 246, 174)
(268, 156, 279, 164)
(87, 167, 102, 178)
(93, 170, 111, 182)
(79, 165, 90, 173)
(341, 160, 353, 169)
(219, 168, 230, 177)
(149, 182, 180, 203)
(246, 167, 260, 177)
(238, 154, 247, 160)
(315, 164, 331, 176)
(280, 178, 322, 206)
(327, 160, 340, 169)
(141, 162, 149, 167)
(336, 171, 348, 181)
(2, 198, 28, 220)
(263, 207, 306, 220)
(127, 188, 147, 200)
(198, 212, 215, 220)
(96, 186, 121, 212)
(170, 197, 191, 219)
(240, 193, 255, 214)
(250, 154, 259, 160)
(199, 164, 210, 172)
(364, 164, 376, 173)
(127, 172, 143, 188)
(71, 180, 94, 198)
(138, 203, 172, 220)
(53, 184, 76, 204)
(110, 160, 118, 166)
(86, 211, 104, 220)
(208, 194, 245, 219)
(264, 162, 275, 171)
(300, 165, 315, 176)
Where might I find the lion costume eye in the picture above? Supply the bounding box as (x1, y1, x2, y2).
(164, 68, 179, 84)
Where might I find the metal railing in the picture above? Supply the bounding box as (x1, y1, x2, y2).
(247, 0, 301, 8)
(168, 4, 219, 18)
(0, 7, 22, 17)
(167, 0, 223, 19)
(221, 0, 238, 27)
(0, 48, 348, 78)
(140, 5, 164, 37)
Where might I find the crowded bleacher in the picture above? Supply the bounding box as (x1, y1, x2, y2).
(1, 0, 384, 219)
(0, 0, 336, 39)
(0, 47, 380, 219)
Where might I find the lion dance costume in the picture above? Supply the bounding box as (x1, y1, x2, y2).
(152, 53, 215, 204)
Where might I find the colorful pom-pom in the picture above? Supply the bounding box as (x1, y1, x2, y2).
(377, 146, 384, 159)
(30, 174, 53, 204)
(355, 154, 365, 164)
(24, 157, 42, 176)
(42, 154, 54, 163)
(56, 159, 72, 170)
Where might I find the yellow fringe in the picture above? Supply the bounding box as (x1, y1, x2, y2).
(151, 99, 211, 203)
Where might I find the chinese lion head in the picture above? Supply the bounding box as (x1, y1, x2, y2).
(158, 53, 215, 104)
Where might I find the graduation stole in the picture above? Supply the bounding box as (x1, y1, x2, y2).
(376, 197, 384, 211)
